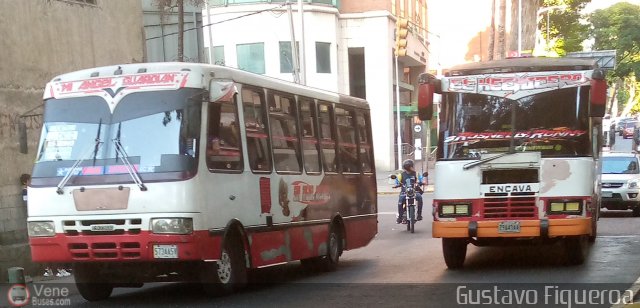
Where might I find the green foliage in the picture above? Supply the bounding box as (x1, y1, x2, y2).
(589, 2, 640, 80)
(540, 0, 590, 53)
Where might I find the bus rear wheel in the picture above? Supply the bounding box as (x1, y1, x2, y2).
(442, 238, 467, 269)
(74, 264, 113, 302)
(201, 236, 247, 296)
(301, 223, 343, 272)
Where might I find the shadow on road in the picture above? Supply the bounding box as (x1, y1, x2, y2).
(600, 210, 634, 218)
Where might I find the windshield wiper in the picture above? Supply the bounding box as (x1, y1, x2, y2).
(462, 151, 517, 170)
(112, 123, 147, 191)
(57, 121, 103, 195)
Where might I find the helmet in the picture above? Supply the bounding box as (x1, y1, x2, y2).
(402, 159, 414, 171)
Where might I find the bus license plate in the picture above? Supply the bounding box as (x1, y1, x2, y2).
(153, 245, 178, 259)
(498, 221, 521, 233)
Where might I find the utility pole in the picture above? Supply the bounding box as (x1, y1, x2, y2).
(394, 18, 409, 170)
(287, 2, 300, 83)
(517, 0, 522, 56)
(205, 0, 214, 64)
(298, 0, 306, 85)
(177, 0, 184, 62)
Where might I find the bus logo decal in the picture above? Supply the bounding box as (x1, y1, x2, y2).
(291, 181, 330, 206)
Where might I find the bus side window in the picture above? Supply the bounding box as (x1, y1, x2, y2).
(206, 95, 243, 171)
(241, 87, 272, 172)
(268, 91, 302, 173)
(299, 97, 321, 174)
(357, 111, 374, 173)
(318, 103, 337, 172)
(336, 107, 360, 173)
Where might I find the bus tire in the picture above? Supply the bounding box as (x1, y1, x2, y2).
(201, 235, 248, 296)
(74, 264, 113, 302)
(442, 238, 467, 269)
(565, 236, 587, 265)
(318, 223, 342, 272)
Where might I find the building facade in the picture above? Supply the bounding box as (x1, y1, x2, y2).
(204, 0, 429, 171)
(0, 0, 144, 280)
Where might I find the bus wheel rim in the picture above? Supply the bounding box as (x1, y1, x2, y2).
(216, 250, 232, 284)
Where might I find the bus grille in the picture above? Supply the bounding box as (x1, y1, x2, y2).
(482, 197, 537, 219)
(62, 218, 142, 236)
(68, 242, 141, 260)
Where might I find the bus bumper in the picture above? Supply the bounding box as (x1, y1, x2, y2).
(432, 218, 592, 238)
(29, 231, 222, 263)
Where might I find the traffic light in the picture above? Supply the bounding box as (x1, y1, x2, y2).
(395, 18, 409, 57)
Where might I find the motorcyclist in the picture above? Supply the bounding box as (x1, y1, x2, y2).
(394, 159, 425, 224)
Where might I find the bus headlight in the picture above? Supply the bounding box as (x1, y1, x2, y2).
(548, 201, 582, 214)
(28, 221, 55, 237)
(439, 203, 471, 217)
(151, 218, 193, 234)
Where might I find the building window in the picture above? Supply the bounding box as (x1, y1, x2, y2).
(279, 41, 299, 74)
(57, 0, 97, 5)
(213, 46, 225, 65)
(237, 43, 265, 74)
(315, 42, 331, 73)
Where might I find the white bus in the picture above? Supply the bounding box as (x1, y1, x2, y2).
(417, 58, 607, 269)
(26, 63, 377, 300)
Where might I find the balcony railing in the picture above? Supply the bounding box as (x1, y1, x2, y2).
(211, 0, 337, 7)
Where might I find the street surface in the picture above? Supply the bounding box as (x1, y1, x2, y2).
(9, 134, 640, 307)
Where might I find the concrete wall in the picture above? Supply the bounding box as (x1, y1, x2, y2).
(0, 0, 144, 281)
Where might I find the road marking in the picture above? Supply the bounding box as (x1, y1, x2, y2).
(599, 235, 640, 238)
(612, 274, 640, 308)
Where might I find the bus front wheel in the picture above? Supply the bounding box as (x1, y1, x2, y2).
(74, 264, 113, 302)
(201, 236, 248, 296)
(565, 236, 587, 265)
(442, 238, 467, 269)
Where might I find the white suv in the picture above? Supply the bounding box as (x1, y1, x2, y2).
(601, 152, 640, 216)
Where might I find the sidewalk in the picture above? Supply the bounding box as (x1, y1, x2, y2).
(376, 167, 434, 195)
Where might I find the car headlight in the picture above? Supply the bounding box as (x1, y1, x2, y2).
(439, 204, 471, 217)
(629, 180, 639, 189)
(151, 218, 193, 234)
(28, 221, 55, 237)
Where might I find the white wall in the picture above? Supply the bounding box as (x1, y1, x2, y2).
(204, 4, 339, 91)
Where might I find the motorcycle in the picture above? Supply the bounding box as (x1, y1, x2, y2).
(390, 174, 424, 233)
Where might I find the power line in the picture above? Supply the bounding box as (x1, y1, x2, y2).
(146, 3, 288, 41)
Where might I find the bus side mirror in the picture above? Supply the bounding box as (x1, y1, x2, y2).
(418, 73, 439, 121)
(590, 69, 607, 118)
(18, 118, 28, 154)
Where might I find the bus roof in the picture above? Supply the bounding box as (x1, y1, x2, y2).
(47, 62, 369, 109)
(445, 57, 598, 77)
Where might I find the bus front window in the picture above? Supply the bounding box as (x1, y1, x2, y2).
(440, 87, 590, 160)
(33, 89, 203, 182)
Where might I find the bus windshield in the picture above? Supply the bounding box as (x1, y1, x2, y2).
(439, 87, 590, 160)
(33, 88, 204, 180)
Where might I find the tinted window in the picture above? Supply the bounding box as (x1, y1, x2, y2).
(357, 111, 374, 173)
(268, 92, 302, 173)
(319, 103, 337, 172)
(242, 87, 272, 172)
(299, 98, 321, 173)
(206, 96, 243, 171)
(336, 107, 359, 173)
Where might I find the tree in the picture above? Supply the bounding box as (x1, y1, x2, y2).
(488, 0, 496, 61)
(589, 2, 640, 115)
(539, 0, 590, 55)
(155, 0, 205, 62)
(497, 0, 506, 59)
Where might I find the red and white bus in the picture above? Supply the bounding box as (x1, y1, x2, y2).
(26, 63, 377, 300)
(417, 58, 607, 269)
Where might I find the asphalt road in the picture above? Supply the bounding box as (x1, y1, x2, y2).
(9, 135, 640, 307)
